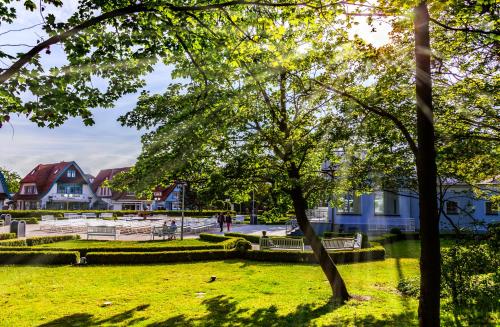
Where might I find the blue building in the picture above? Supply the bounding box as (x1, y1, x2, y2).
(152, 184, 182, 210)
(308, 180, 499, 235)
(0, 170, 11, 209)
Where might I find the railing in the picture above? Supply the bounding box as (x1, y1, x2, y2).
(306, 207, 329, 222)
(368, 218, 416, 232)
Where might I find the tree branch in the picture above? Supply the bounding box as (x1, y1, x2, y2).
(429, 17, 500, 36)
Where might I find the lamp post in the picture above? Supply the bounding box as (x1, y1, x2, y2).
(180, 182, 186, 240)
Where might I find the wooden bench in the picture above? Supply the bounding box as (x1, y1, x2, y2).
(87, 226, 117, 240)
(151, 225, 177, 240)
(259, 237, 305, 251)
(322, 233, 362, 251)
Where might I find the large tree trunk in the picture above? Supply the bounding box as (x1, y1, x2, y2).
(287, 164, 350, 302)
(414, 2, 441, 326)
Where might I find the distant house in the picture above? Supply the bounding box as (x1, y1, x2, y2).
(91, 167, 152, 210)
(0, 170, 11, 209)
(14, 161, 98, 210)
(152, 184, 182, 210)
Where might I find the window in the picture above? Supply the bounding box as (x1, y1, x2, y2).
(337, 191, 361, 214)
(446, 201, 459, 215)
(57, 183, 82, 194)
(23, 185, 37, 194)
(374, 191, 400, 215)
(486, 202, 499, 216)
(67, 169, 76, 178)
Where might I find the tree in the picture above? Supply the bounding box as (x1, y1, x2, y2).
(116, 8, 361, 301)
(0, 166, 20, 194)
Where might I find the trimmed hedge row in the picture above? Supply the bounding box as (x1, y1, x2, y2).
(84, 245, 385, 265)
(0, 251, 80, 265)
(86, 249, 239, 264)
(0, 233, 16, 240)
(369, 232, 420, 245)
(0, 235, 80, 247)
(244, 245, 386, 264)
(0, 210, 235, 218)
(225, 232, 261, 244)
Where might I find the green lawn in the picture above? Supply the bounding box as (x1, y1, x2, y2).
(0, 240, 492, 326)
(35, 238, 215, 249)
(382, 239, 454, 259)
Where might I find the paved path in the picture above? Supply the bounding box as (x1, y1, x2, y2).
(1, 223, 287, 241)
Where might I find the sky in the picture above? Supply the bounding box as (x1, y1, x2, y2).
(0, 2, 391, 177)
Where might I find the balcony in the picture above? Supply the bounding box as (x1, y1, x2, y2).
(49, 194, 90, 202)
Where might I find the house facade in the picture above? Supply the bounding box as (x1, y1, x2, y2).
(0, 170, 11, 209)
(309, 185, 499, 234)
(151, 184, 182, 210)
(91, 167, 152, 210)
(14, 161, 98, 210)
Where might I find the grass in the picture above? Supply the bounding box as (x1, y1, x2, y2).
(0, 240, 494, 326)
(34, 239, 215, 249)
(382, 239, 454, 259)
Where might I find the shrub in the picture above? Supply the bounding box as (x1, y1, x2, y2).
(85, 249, 239, 265)
(0, 235, 79, 247)
(244, 246, 385, 264)
(441, 242, 499, 323)
(323, 232, 370, 248)
(235, 239, 252, 253)
(0, 210, 234, 218)
(389, 227, 402, 235)
(397, 277, 420, 297)
(0, 233, 16, 240)
(199, 233, 231, 243)
(0, 251, 79, 265)
(225, 232, 260, 244)
(13, 217, 39, 224)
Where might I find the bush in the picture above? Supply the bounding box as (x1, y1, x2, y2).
(0, 233, 16, 240)
(0, 210, 234, 218)
(244, 245, 385, 264)
(225, 232, 260, 244)
(13, 217, 39, 224)
(0, 235, 79, 247)
(397, 277, 420, 297)
(199, 233, 231, 243)
(389, 227, 402, 235)
(441, 242, 499, 323)
(86, 249, 239, 265)
(323, 232, 370, 249)
(235, 239, 252, 253)
(0, 251, 79, 265)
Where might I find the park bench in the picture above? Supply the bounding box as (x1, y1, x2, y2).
(151, 225, 177, 240)
(321, 233, 362, 251)
(99, 213, 114, 219)
(259, 237, 305, 251)
(87, 226, 117, 240)
(234, 215, 245, 224)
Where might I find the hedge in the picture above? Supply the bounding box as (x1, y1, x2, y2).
(0, 233, 16, 241)
(0, 251, 80, 265)
(244, 245, 386, 264)
(86, 249, 239, 265)
(369, 232, 420, 245)
(324, 232, 370, 248)
(0, 210, 235, 218)
(0, 235, 80, 247)
(12, 217, 39, 224)
(225, 232, 261, 244)
(84, 245, 385, 265)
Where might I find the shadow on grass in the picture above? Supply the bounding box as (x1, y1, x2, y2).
(37, 296, 417, 327)
(37, 304, 149, 327)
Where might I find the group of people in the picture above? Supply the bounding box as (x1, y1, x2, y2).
(217, 212, 232, 232)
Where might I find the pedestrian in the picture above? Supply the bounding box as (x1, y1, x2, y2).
(225, 212, 232, 232)
(217, 212, 224, 232)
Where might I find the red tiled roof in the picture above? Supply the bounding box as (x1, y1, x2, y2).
(14, 162, 73, 200)
(91, 167, 151, 201)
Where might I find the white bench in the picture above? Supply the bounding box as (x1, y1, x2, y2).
(234, 215, 245, 224)
(322, 233, 362, 251)
(151, 225, 177, 240)
(99, 213, 114, 219)
(87, 226, 117, 240)
(259, 237, 305, 251)
(82, 213, 97, 218)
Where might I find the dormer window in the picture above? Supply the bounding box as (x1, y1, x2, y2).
(23, 185, 37, 194)
(67, 169, 76, 178)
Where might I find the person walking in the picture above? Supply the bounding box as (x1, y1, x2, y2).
(217, 212, 224, 232)
(225, 212, 232, 232)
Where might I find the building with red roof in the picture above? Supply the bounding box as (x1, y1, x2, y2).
(14, 161, 98, 210)
(91, 167, 154, 210)
(152, 184, 181, 210)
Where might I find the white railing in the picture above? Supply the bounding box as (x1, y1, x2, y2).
(368, 218, 416, 232)
(306, 207, 329, 222)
